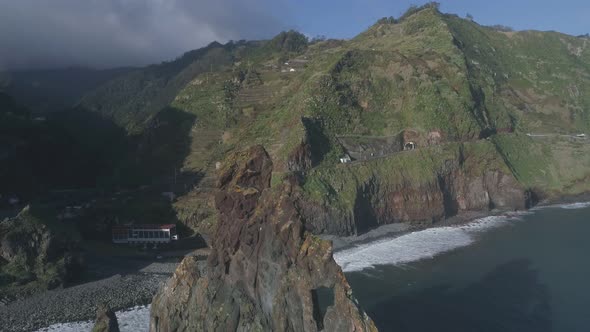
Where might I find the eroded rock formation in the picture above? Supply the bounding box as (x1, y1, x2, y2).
(287, 142, 313, 172)
(150, 145, 376, 331)
(92, 303, 120, 332)
(0, 206, 84, 289)
(298, 163, 528, 236)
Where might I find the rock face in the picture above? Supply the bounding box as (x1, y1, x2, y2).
(92, 303, 120, 332)
(298, 161, 528, 236)
(0, 206, 83, 288)
(150, 146, 376, 331)
(287, 142, 313, 172)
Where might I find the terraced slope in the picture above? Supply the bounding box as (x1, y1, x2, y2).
(75, 7, 590, 236)
(295, 9, 590, 234)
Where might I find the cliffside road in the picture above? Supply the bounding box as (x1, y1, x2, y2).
(343, 138, 469, 165)
(342, 133, 588, 166)
(526, 133, 587, 139)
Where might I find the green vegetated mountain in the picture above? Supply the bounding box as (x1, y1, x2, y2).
(60, 4, 590, 236)
(0, 67, 134, 113)
(0, 92, 121, 202)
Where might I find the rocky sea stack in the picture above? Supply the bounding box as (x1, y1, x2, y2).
(150, 145, 376, 331)
(92, 303, 120, 332)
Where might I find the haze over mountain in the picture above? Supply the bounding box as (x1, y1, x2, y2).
(0, 0, 287, 70)
(0, 0, 587, 70)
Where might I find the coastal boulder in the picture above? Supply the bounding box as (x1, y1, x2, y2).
(150, 145, 376, 331)
(92, 303, 120, 332)
(0, 206, 83, 288)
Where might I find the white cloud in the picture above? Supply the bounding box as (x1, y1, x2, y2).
(0, 0, 288, 69)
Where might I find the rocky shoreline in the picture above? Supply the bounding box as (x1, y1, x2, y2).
(0, 259, 179, 332)
(2, 191, 589, 332)
(324, 192, 590, 252)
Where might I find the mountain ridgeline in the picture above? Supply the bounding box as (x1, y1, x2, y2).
(5, 6, 590, 237)
(67, 6, 590, 237)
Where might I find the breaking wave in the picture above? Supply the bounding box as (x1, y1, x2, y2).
(530, 201, 590, 211)
(556, 202, 590, 209)
(36, 305, 150, 332)
(334, 213, 526, 272)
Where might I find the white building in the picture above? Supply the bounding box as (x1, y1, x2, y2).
(112, 224, 178, 244)
(339, 155, 352, 164)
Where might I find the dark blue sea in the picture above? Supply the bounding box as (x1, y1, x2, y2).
(336, 202, 590, 332)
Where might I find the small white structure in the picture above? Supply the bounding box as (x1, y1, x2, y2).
(339, 155, 352, 164)
(576, 133, 586, 138)
(289, 68, 296, 72)
(215, 161, 222, 170)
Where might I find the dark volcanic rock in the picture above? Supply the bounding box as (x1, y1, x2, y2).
(92, 303, 120, 332)
(0, 206, 83, 288)
(298, 161, 527, 236)
(150, 145, 376, 331)
(287, 142, 313, 172)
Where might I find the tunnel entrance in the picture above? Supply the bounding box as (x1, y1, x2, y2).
(403, 142, 416, 151)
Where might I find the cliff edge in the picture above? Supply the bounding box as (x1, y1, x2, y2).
(150, 145, 376, 331)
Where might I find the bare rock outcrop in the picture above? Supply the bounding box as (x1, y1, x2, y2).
(92, 303, 120, 332)
(150, 145, 376, 331)
(287, 142, 313, 172)
(0, 206, 83, 289)
(297, 148, 529, 236)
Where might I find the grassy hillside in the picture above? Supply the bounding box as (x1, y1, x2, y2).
(56, 7, 590, 235)
(445, 14, 590, 133)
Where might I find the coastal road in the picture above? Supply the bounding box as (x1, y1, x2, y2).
(526, 133, 587, 139)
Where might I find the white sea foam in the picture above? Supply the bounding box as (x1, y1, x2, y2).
(557, 202, 590, 209)
(530, 201, 590, 211)
(35, 202, 590, 329)
(36, 305, 151, 332)
(333, 214, 524, 272)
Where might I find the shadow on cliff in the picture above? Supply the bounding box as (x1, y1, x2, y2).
(302, 117, 333, 165)
(353, 181, 379, 234)
(365, 259, 552, 332)
(1, 105, 129, 202)
(14, 105, 208, 286)
(69, 106, 206, 238)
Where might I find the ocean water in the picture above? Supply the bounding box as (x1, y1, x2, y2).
(339, 203, 590, 332)
(37, 203, 590, 331)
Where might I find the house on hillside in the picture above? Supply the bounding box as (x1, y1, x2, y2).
(339, 154, 352, 164)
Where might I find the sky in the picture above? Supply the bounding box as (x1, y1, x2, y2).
(0, 0, 588, 70)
